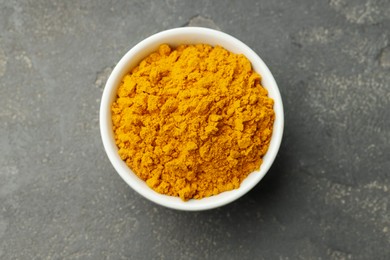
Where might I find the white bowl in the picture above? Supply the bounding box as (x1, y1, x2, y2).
(100, 27, 284, 211)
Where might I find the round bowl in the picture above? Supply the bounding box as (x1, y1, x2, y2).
(100, 27, 284, 211)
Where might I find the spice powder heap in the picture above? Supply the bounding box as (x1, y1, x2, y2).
(112, 44, 275, 201)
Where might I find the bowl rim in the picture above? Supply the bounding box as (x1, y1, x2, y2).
(100, 27, 284, 211)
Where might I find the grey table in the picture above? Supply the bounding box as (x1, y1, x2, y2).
(1, 0, 389, 259)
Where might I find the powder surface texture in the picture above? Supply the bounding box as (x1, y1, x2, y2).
(112, 44, 275, 200)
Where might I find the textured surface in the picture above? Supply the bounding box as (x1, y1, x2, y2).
(0, 0, 389, 259)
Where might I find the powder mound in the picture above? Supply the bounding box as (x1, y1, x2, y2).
(112, 44, 275, 201)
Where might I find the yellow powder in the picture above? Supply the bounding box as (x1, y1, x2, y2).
(112, 44, 275, 201)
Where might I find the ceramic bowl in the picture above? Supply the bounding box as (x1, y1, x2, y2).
(100, 27, 284, 211)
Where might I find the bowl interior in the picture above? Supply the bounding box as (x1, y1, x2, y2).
(100, 27, 284, 211)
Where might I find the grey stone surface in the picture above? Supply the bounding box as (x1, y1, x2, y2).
(0, 0, 389, 259)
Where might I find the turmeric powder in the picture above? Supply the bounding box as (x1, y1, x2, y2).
(112, 44, 275, 201)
